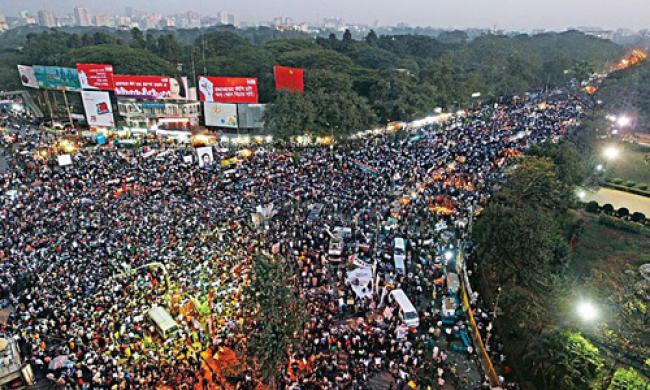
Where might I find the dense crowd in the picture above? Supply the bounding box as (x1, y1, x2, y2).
(0, 92, 582, 389)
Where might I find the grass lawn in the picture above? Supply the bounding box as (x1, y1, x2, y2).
(602, 142, 650, 186)
(567, 211, 650, 367)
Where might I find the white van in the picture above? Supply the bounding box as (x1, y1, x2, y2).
(388, 289, 419, 327)
(146, 306, 179, 339)
(393, 237, 406, 274)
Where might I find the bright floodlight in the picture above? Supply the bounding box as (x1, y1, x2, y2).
(444, 251, 454, 261)
(596, 164, 604, 172)
(577, 190, 586, 200)
(616, 116, 631, 127)
(576, 301, 598, 321)
(603, 146, 620, 161)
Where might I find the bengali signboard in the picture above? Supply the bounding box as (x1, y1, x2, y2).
(113, 75, 182, 100)
(197, 76, 258, 103)
(204, 102, 238, 128)
(33, 66, 81, 90)
(77, 63, 115, 90)
(81, 91, 115, 127)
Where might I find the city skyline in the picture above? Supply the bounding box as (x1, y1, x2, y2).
(1, 0, 650, 31)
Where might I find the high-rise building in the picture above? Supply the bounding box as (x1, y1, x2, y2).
(38, 10, 57, 28)
(74, 7, 92, 26)
(218, 11, 237, 27)
(94, 15, 114, 27)
(0, 14, 7, 31)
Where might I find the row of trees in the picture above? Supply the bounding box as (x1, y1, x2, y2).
(0, 25, 624, 136)
(473, 137, 649, 388)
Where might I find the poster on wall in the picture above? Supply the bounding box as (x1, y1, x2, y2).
(204, 102, 238, 128)
(198, 76, 258, 103)
(77, 63, 115, 90)
(113, 75, 182, 100)
(33, 66, 81, 90)
(81, 91, 115, 127)
(196, 146, 214, 167)
(17, 65, 39, 88)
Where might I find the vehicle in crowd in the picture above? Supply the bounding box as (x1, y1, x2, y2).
(393, 237, 406, 274)
(0, 337, 34, 389)
(146, 306, 179, 339)
(328, 238, 344, 262)
(388, 289, 419, 327)
(447, 273, 460, 293)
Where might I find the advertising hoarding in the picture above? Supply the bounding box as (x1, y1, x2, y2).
(204, 102, 238, 128)
(77, 63, 115, 90)
(113, 75, 182, 100)
(81, 91, 115, 127)
(17, 65, 39, 88)
(197, 76, 258, 103)
(237, 104, 266, 129)
(33, 66, 81, 90)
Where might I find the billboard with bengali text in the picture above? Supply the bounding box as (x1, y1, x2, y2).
(113, 75, 182, 100)
(77, 63, 115, 90)
(204, 102, 238, 128)
(197, 76, 258, 103)
(81, 91, 115, 127)
(33, 65, 81, 90)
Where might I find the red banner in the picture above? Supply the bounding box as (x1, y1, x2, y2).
(274, 66, 304, 93)
(197, 76, 259, 103)
(113, 75, 182, 100)
(77, 63, 115, 90)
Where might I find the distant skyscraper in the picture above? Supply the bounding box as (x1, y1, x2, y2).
(94, 15, 114, 27)
(38, 10, 57, 28)
(218, 11, 237, 27)
(74, 7, 92, 26)
(0, 14, 7, 31)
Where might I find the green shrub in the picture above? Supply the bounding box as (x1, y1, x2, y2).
(636, 183, 648, 190)
(607, 367, 649, 390)
(610, 177, 624, 184)
(585, 201, 599, 213)
(631, 212, 646, 223)
(598, 214, 642, 233)
(617, 208, 630, 218)
(602, 204, 615, 214)
(625, 180, 637, 187)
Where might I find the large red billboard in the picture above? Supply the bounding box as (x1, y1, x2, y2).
(197, 76, 259, 103)
(77, 63, 115, 90)
(113, 75, 182, 100)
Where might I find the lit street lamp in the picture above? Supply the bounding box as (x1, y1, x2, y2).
(576, 301, 599, 322)
(602, 146, 620, 161)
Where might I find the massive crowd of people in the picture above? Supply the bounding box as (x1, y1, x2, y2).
(0, 91, 582, 389)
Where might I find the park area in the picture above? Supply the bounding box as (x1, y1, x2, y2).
(565, 211, 650, 380)
(602, 142, 650, 191)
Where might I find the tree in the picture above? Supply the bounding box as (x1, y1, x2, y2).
(500, 157, 573, 212)
(245, 255, 305, 386)
(343, 29, 352, 42)
(365, 30, 378, 45)
(263, 90, 316, 140)
(130, 27, 145, 49)
(523, 329, 603, 390)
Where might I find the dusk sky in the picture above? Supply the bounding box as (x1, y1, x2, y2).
(2, 0, 650, 30)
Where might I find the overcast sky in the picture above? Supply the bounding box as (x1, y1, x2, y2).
(2, 0, 650, 31)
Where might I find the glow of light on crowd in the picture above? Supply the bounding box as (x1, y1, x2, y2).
(612, 49, 647, 72)
(616, 116, 631, 128)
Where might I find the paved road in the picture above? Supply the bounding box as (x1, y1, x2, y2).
(582, 187, 650, 215)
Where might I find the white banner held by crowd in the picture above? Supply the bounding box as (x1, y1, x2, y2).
(196, 146, 214, 167)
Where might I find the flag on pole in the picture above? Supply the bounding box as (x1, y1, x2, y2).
(274, 65, 304, 92)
